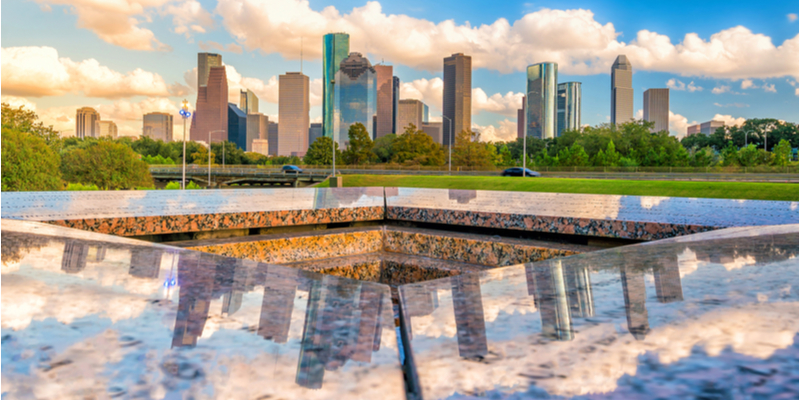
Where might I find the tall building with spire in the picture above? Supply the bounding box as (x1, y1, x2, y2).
(76, 107, 99, 139)
(611, 55, 633, 125)
(526, 62, 558, 139)
(322, 33, 350, 139)
(443, 53, 472, 145)
(374, 64, 394, 139)
(190, 65, 228, 143)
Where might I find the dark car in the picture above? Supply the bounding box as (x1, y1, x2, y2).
(282, 165, 303, 174)
(501, 167, 541, 177)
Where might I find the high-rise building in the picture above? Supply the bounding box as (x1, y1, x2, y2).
(278, 72, 310, 156)
(240, 89, 259, 114)
(323, 33, 350, 139)
(333, 52, 377, 146)
(252, 139, 269, 156)
(611, 55, 633, 125)
(190, 65, 228, 142)
(643, 88, 669, 133)
(143, 112, 174, 141)
(246, 113, 269, 151)
(308, 122, 322, 145)
(397, 99, 426, 133)
(443, 53, 472, 145)
(687, 120, 725, 136)
(268, 121, 279, 156)
(517, 96, 525, 139)
(95, 120, 118, 138)
(374, 65, 394, 140)
(526, 62, 558, 139)
(228, 103, 248, 151)
(197, 53, 223, 88)
(392, 76, 400, 134)
(421, 122, 443, 144)
(76, 107, 99, 139)
(557, 82, 581, 136)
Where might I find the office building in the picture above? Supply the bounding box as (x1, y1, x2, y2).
(687, 120, 725, 136)
(397, 99, 426, 133)
(333, 52, 377, 146)
(443, 53, 472, 145)
(374, 64, 394, 139)
(95, 120, 118, 138)
(252, 139, 269, 156)
(421, 122, 443, 144)
(143, 112, 173, 141)
(308, 122, 322, 144)
(393, 76, 400, 133)
(517, 96, 525, 139)
(246, 113, 269, 151)
(190, 65, 228, 142)
(75, 107, 99, 139)
(526, 62, 558, 139)
(268, 121, 279, 156)
(227, 103, 247, 151)
(240, 89, 259, 114)
(643, 89, 669, 133)
(197, 53, 223, 88)
(323, 33, 350, 139)
(611, 55, 633, 124)
(557, 82, 581, 136)
(278, 72, 310, 156)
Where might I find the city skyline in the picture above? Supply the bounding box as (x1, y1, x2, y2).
(1, 0, 797, 142)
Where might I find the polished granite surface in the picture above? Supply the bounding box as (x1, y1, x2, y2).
(386, 188, 799, 240)
(398, 224, 799, 399)
(1, 220, 405, 400)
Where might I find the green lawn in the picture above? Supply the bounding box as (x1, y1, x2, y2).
(321, 174, 798, 201)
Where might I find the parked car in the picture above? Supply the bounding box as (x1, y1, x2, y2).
(500, 167, 541, 177)
(282, 165, 303, 174)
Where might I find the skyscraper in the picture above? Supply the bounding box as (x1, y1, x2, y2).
(190, 65, 228, 142)
(75, 107, 99, 139)
(333, 52, 377, 146)
(374, 65, 394, 139)
(308, 122, 322, 144)
(526, 62, 557, 139)
(557, 82, 581, 136)
(323, 33, 350, 139)
(143, 112, 173, 141)
(278, 72, 310, 156)
(240, 89, 259, 114)
(443, 53, 472, 145)
(392, 76, 400, 134)
(268, 121, 279, 155)
(95, 120, 118, 138)
(197, 53, 223, 88)
(517, 96, 525, 139)
(421, 122, 443, 144)
(611, 55, 633, 125)
(397, 99, 426, 133)
(246, 113, 268, 151)
(643, 88, 669, 133)
(228, 103, 247, 151)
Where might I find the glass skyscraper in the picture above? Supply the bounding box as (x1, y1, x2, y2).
(333, 52, 377, 146)
(322, 33, 350, 139)
(526, 62, 557, 139)
(557, 82, 581, 136)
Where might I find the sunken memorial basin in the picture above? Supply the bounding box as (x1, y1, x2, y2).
(1, 187, 798, 399)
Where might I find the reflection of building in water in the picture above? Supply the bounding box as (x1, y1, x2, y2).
(448, 189, 477, 204)
(451, 273, 488, 358)
(620, 264, 649, 340)
(89, 246, 107, 262)
(259, 266, 300, 343)
(296, 279, 385, 389)
(129, 247, 163, 278)
(223, 259, 258, 316)
(564, 265, 594, 318)
(401, 284, 439, 341)
(384, 187, 399, 198)
(172, 253, 217, 348)
(62, 241, 89, 273)
(653, 258, 683, 303)
(530, 260, 574, 341)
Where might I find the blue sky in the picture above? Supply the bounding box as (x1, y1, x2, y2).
(1, 0, 797, 140)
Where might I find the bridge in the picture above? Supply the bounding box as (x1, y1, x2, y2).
(149, 166, 330, 187)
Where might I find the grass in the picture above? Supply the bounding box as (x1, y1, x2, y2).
(332, 174, 798, 201)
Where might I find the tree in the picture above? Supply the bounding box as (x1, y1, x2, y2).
(60, 141, 153, 189)
(391, 125, 446, 166)
(191, 145, 215, 165)
(495, 143, 513, 166)
(557, 142, 590, 166)
(1, 103, 60, 149)
(244, 151, 268, 165)
(736, 144, 759, 167)
(373, 133, 397, 162)
(451, 130, 494, 167)
(2, 128, 62, 191)
(304, 136, 341, 165)
(772, 139, 793, 166)
(342, 123, 375, 165)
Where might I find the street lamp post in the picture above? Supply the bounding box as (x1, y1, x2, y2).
(179, 100, 192, 190)
(330, 79, 336, 178)
(208, 130, 226, 187)
(442, 115, 453, 173)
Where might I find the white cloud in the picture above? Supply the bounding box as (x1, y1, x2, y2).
(668, 111, 697, 138)
(199, 40, 244, 54)
(741, 79, 754, 89)
(400, 77, 444, 114)
(215, 0, 799, 79)
(164, 0, 214, 37)
(713, 102, 748, 108)
(399, 77, 523, 118)
(471, 119, 517, 142)
(740, 79, 777, 93)
(762, 83, 776, 93)
(712, 114, 747, 127)
(712, 85, 730, 94)
(666, 78, 702, 92)
(1, 95, 38, 111)
(1, 46, 174, 99)
(788, 14, 798, 22)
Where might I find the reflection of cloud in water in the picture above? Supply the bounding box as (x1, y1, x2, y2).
(639, 196, 667, 209)
(722, 254, 757, 271)
(677, 248, 700, 278)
